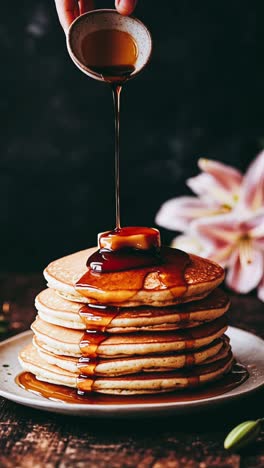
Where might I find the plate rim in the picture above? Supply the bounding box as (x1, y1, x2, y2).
(0, 327, 264, 413)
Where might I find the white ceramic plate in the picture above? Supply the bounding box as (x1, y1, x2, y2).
(0, 327, 263, 417)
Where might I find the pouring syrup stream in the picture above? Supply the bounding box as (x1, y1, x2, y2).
(113, 84, 122, 229)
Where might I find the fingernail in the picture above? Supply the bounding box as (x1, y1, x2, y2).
(116, 0, 137, 15)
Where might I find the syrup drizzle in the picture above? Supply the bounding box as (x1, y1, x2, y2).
(76, 246, 191, 302)
(87, 247, 162, 272)
(76, 304, 120, 391)
(79, 304, 119, 331)
(113, 84, 122, 229)
(79, 330, 107, 358)
(77, 331, 107, 392)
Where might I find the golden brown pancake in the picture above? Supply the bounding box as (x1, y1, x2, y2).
(34, 336, 229, 376)
(31, 315, 228, 358)
(44, 247, 224, 307)
(36, 288, 229, 332)
(19, 344, 234, 395)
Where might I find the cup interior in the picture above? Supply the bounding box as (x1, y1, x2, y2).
(67, 9, 152, 80)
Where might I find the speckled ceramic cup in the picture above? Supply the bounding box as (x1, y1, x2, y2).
(66, 9, 152, 82)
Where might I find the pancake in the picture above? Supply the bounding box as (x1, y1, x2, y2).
(34, 335, 229, 376)
(44, 247, 224, 307)
(36, 288, 229, 332)
(19, 344, 234, 394)
(31, 316, 228, 358)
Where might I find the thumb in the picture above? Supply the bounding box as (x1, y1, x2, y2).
(115, 0, 138, 16)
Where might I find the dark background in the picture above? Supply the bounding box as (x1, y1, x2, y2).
(1, 1, 264, 271)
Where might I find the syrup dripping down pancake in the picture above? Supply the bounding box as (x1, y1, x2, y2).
(44, 247, 224, 307)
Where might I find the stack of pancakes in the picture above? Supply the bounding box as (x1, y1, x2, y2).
(19, 247, 233, 395)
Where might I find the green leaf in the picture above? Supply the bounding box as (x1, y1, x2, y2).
(224, 419, 262, 451)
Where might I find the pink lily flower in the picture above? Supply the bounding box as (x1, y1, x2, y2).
(156, 150, 264, 299)
(156, 158, 243, 231)
(192, 212, 264, 297)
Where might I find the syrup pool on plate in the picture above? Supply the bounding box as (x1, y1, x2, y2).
(16, 363, 249, 405)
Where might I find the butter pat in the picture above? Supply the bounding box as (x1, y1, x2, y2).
(98, 227, 161, 251)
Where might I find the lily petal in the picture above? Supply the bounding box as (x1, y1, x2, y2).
(187, 173, 236, 207)
(155, 197, 218, 232)
(226, 248, 264, 294)
(192, 214, 241, 248)
(187, 173, 214, 197)
(257, 274, 264, 302)
(240, 212, 264, 243)
(241, 150, 264, 211)
(198, 158, 243, 192)
(254, 238, 264, 252)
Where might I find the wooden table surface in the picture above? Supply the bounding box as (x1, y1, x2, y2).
(0, 273, 263, 468)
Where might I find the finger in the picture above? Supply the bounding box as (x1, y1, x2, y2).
(54, 0, 78, 32)
(74, 2, 80, 18)
(79, 0, 94, 14)
(115, 0, 138, 16)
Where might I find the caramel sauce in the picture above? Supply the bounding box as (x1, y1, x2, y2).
(77, 357, 99, 375)
(176, 312, 191, 322)
(185, 354, 196, 367)
(76, 246, 191, 302)
(79, 330, 107, 358)
(87, 247, 162, 272)
(79, 304, 119, 331)
(77, 374, 95, 394)
(16, 362, 249, 405)
(77, 304, 120, 383)
(81, 29, 137, 83)
(78, 326, 109, 384)
(87, 65, 135, 81)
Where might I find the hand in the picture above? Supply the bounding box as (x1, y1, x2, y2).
(55, 0, 138, 33)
